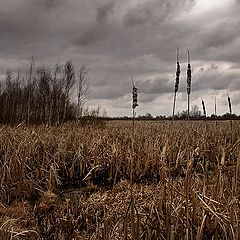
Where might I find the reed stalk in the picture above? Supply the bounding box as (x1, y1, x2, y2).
(227, 92, 233, 143)
(130, 77, 139, 239)
(131, 76, 138, 193)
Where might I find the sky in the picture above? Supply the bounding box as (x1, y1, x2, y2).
(0, 0, 240, 117)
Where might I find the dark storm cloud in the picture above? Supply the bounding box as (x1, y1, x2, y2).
(193, 66, 240, 92)
(136, 77, 172, 94)
(95, 1, 116, 22)
(0, 2, 38, 35)
(73, 1, 117, 47)
(0, 0, 66, 58)
(43, 0, 63, 9)
(197, 19, 240, 51)
(75, 24, 108, 46)
(72, 0, 197, 60)
(140, 93, 160, 103)
(123, 0, 195, 27)
(0, 0, 240, 116)
(91, 84, 126, 99)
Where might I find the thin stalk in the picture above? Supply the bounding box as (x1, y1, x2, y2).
(172, 92, 177, 121)
(186, 134, 190, 235)
(131, 107, 135, 198)
(227, 92, 233, 142)
(215, 96, 217, 127)
(215, 96, 217, 116)
(131, 77, 138, 240)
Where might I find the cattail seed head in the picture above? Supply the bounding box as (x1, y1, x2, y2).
(175, 61, 180, 93)
(132, 79, 138, 109)
(202, 99, 206, 116)
(174, 46, 181, 93)
(227, 95, 232, 114)
(187, 49, 191, 95)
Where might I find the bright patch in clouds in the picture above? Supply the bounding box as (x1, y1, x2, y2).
(194, 0, 234, 12)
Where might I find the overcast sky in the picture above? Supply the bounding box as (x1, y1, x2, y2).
(0, 0, 240, 117)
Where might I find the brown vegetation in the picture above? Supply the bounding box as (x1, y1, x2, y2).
(0, 120, 240, 239)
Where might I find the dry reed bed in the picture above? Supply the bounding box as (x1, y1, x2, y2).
(0, 121, 240, 239)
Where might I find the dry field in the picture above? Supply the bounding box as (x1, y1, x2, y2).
(0, 120, 240, 239)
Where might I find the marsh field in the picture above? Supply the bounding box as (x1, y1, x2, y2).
(0, 120, 240, 240)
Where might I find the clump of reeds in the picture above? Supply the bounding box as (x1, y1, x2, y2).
(172, 46, 181, 121)
(187, 49, 192, 121)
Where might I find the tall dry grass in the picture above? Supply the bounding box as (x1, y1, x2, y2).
(0, 121, 240, 239)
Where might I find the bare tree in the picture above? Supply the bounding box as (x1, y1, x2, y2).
(77, 65, 88, 119)
(26, 56, 35, 123)
(0, 60, 85, 125)
(62, 61, 76, 123)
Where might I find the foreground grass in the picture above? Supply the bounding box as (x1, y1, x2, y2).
(0, 120, 240, 239)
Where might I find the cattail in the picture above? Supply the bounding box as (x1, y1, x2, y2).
(132, 77, 138, 110)
(131, 76, 138, 201)
(175, 46, 181, 93)
(187, 49, 191, 95)
(172, 46, 181, 121)
(201, 98, 206, 117)
(227, 93, 232, 114)
(187, 49, 192, 121)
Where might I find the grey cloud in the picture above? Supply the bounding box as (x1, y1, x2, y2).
(43, 0, 63, 9)
(90, 83, 128, 100)
(0, 0, 240, 116)
(73, 1, 117, 47)
(230, 63, 240, 69)
(211, 64, 218, 70)
(140, 93, 159, 103)
(0, 3, 39, 35)
(136, 77, 172, 95)
(183, 16, 240, 64)
(201, 21, 240, 49)
(96, 1, 116, 22)
(75, 24, 108, 46)
(193, 68, 240, 92)
(123, 0, 195, 27)
(231, 92, 240, 105)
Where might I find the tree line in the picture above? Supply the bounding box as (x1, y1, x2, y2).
(0, 59, 88, 125)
